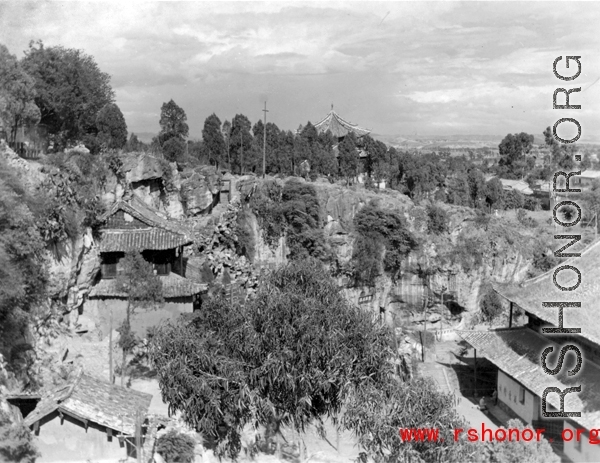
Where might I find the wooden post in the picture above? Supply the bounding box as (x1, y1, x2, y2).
(509, 301, 513, 329)
(474, 348, 478, 397)
(109, 302, 113, 384)
(136, 410, 142, 463)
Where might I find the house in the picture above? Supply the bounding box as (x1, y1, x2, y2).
(84, 194, 207, 337)
(458, 239, 600, 462)
(498, 178, 534, 196)
(22, 370, 152, 462)
(573, 170, 600, 188)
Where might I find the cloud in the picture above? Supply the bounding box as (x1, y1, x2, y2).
(1, 1, 599, 139)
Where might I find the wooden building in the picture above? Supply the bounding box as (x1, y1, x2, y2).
(85, 195, 207, 337)
(23, 370, 152, 462)
(459, 239, 600, 462)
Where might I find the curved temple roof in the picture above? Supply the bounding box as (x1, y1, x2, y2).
(314, 109, 371, 139)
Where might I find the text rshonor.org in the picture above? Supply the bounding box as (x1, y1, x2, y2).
(398, 425, 600, 444)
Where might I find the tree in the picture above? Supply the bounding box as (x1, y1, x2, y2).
(158, 99, 188, 147)
(338, 133, 359, 184)
(156, 430, 196, 463)
(0, 409, 38, 463)
(222, 120, 232, 167)
(115, 252, 163, 386)
(21, 40, 114, 151)
(483, 419, 559, 463)
(202, 113, 226, 169)
(150, 259, 392, 459)
(466, 168, 486, 208)
(427, 203, 448, 234)
(126, 133, 142, 152)
(543, 126, 575, 171)
(485, 177, 504, 211)
(95, 103, 127, 150)
(162, 136, 186, 165)
(230, 114, 253, 175)
(480, 288, 503, 324)
(497, 133, 534, 179)
(0, 45, 40, 146)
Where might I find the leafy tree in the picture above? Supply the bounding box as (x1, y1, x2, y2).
(338, 133, 359, 184)
(466, 168, 486, 208)
(497, 132, 535, 179)
(162, 137, 186, 165)
(21, 40, 114, 151)
(485, 177, 504, 211)
(115, 252, 163, 386)
(0, 158, 48, 343)
(0, 409, 38, 463)
(156, 430, 196, 463)
(353, 203, 418, 283)
(480, 288, 503, 324)
(125, 133, 142, 152)
(544, 126, 576, 171)
(0, 44, 40, 146)
(202, 113, 226, 169)
(503, 189, 524, 210)
(427, 203, 448, 234)
(483, 419, 559, 463)
(158, 99, 189, 147)
(230, 114, 253, 175)
(222, 120, 232, 167)
(95, 103, 127, 150)
(150, 259, 392, 459)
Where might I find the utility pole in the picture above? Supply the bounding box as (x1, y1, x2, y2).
(262, 101, 268, 179)
(109, 303, 113, 384)
(240, 130, 243, 175)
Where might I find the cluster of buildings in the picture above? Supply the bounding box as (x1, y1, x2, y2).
(459, 240, 600, 463)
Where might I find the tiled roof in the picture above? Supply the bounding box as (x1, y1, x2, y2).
(314, 109, 371, 139)
(99, 229, 190, 252)
(24, 371, 152, 436)
(498, 178, 533, 195)
(578, 170, 600, 179)
(494, 239, 600, 346)
(458, 328, 600, 430)
(101, 195, 192, 237)
(89, 271, 207, 299)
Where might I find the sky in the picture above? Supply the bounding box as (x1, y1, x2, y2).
(1, 1, 600, 142)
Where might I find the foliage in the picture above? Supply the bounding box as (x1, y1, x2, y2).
(516, 209, 538, 228)
(0, 409, 39, 463)
(158, 99, 189, 147)
(249, 180, 286, 246)
(497, 132, 535, 179)
(114, 252, 163, 385)
(502, 189, 524, 210)
(426, 203, 448, 234)
(156, 429, 196, 463)
(202, 113, 226, 168)
(482, 419, 559, 463)
(352, 233, 384, 286)
(0, 158, 48, 340)
(522, 196, 539, 211)
(230, 114, 253, 175)
(150, 259, 393, 459)
(22, 40, 114, 151)
(353, 202, 418, 284)
(341, 377, 476, 463)
(95, 102, 128, 150)
(480, 287, 503, 323)
(466, 168, 486, 207)
(162, 137, 186, 165)
(338, 133, 359, 183)
(234, 208, 256, 262)
(0, 44, 40, 145)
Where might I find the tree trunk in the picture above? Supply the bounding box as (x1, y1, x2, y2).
(109, 303, 113, 384)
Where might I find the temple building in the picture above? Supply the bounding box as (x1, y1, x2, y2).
(314, 106, 371, 142)
(84, 194, 207, 337)
(458, 240, 600, 463)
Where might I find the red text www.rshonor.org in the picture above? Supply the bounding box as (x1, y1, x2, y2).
(400, 425, 600, 443)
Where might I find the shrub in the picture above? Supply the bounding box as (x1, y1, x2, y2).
(523, 196, 539, 211)
(516, 209, 538, 228)
(426, 203, 448, 234)
(503, 189, 524, 210)
(156, 429, 196, 463)
(0, 410, 39, 463)
(480, 289, 503, 323)
(162, 137, 186, 165)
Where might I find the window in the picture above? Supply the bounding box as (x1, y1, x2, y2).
(154, 262, 170, 276)
(101, 253, 122, 279)
(519, 386, 525, 404)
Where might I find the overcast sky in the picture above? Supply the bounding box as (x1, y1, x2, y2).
(1, 1, 599, 142)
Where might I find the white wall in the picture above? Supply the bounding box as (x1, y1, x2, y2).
(497, 370, 540, 424)
(563, 421, 600, 463)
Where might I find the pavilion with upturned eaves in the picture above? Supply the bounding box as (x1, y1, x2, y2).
(314, 105, 371, 142)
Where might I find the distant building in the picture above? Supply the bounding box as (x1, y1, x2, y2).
(459, 240, 600, 462)
(84, 194, 207, 337)
(573, 170, 600, 188)
(22, 370, 152, 462)
(498, 178, 533, 196)
(314, 106, 371, 142)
